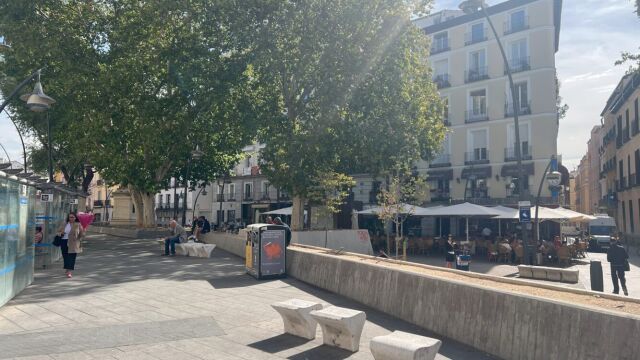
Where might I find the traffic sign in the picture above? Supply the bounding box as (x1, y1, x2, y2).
(519, 207, 531, 223)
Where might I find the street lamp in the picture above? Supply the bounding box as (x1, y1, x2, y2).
(192, 184, 208, 217)
(534, 155, 561, 242)
(460, 0, 530, 261)
(181, 145, 204, 226)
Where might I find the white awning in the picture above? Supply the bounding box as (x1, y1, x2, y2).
(262, 207, 307, 216)
(357, 203, 430, 215)
(424, 202, 504, 217)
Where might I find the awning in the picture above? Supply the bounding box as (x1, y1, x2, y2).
(501, 162, 535, 177)
(262, 207, 307, 216)
(357, 203, 429, 215)
(424, 202, 504, 217)
(461, 166, 492, 179)
(426, 169, 453, 181)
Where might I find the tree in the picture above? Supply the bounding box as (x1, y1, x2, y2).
(243, 0, 445, 230)
(615, 1, 640, 73)
(376, 167, 429, 258)
(1, 1, 261, 227)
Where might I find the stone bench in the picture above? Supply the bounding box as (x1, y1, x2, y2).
(310, 306, 366, 352)
(518, 265, 579, 284)
(370, 331, 442, 360)
(157, 240, 216, 258)
(271, 299, 323, 339)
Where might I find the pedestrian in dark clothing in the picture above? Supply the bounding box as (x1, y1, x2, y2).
(201, 216, 211, 234)
(607, 239, 629, 296)
(445, 235, 455, 268)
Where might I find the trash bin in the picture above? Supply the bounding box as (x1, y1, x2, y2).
(245, 224, 288, 280)
(456, 254, 471, 271)
(590, 260, 604, 292)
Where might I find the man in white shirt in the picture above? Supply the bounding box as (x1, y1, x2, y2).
(163, 220, 187, 256)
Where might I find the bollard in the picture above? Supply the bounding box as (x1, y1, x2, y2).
(590, 260, 604, 292)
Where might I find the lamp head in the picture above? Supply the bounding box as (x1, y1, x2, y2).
(20, 77, 56, 112)
(191, 145, 204, 160)
(458, 0, 486, 14)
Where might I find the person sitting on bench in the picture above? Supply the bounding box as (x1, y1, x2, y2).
(163, 220, 187, 256)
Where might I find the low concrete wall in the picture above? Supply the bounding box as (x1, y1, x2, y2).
(89, 226, 168, 239)
(201, 231, 246, 258)
(291, 230, 374, 256)
(286, 247, 640, 360)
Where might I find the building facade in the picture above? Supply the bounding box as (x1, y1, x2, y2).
(85, 172, 116, 223)
(600, 72, 640, 236)
(414, 0, 563, 205)
(586, 125, 602, 214)
(575, 155, 589, 214)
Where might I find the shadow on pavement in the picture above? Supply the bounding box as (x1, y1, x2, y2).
(248, 334, 312, 353)
(287, 345, 353, 360)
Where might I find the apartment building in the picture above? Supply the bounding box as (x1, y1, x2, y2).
(575, 155, 589, 214)
(599, 72, 640, 236)
(85, 172, 116, 222)
(414, 0, 563, 205)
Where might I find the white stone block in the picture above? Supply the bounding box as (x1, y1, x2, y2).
(370, 331, 442, 360)
(517, 265, 533, 278)
(272, 299, 322, 339)
(197, 244, 216, 258)
(531, 267, 547, 280)
(186, 243, 201, 257)
(310, 306, 366, 352)
(174, 243, 189, 256)
(561, 269, 579, 283)
(546, 269, 562, 281)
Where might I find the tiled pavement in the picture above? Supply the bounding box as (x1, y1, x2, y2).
(0, 234, 494, 360)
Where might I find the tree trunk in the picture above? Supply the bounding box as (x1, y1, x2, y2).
(129, 186, 144, 228)
(141, 192, 156, 228)
(291, 195, 305, 231)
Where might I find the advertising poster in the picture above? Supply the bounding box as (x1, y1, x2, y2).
(260, 229, 286, 275)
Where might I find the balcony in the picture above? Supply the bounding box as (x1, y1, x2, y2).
(465, 109, 489, 123)
(618, 177, 628, 191)
(630, 174, 637, 188)
(216, 194, 225, 202)
(430, 189, 450, 202)
(278, 193, 291, 201)
(504, 16, 529, 35)
(505, 56, 530, 74)
(633, 121, 639, 136)
(465, 30, 488, 46)
(624, 127, 630, 143)
(465, 150, 489, 165)
(504, 101, 532, 117)
(430, 38, 450, 55)
(429, 154, 451, 168)
(433, 74, 451, 89)
(242, 192, 254, 201)
(465, 67, 489, 83)
(93, 200, 104, 208)
(504, 146, 533, 162)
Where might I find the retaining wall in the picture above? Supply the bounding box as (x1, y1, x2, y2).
(286, 247, 640, 360)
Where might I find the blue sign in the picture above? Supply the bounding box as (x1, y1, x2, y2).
(519, 207, 531, 223)
(20, 197, 28, 205)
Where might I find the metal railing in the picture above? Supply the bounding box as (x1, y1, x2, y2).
(433, 74, 451, 89)
(465, 66, 489, 83)
(216, 194, 225, 202)
(505, 100, 531, 117)
(464, 150, 489, 164)
(431, 38, 450, 54)
(465, 29, 488, 45)
(465, 108, 489, 123)
(503, 16, 529, 35)
(505, 56, 530, 74)
(504, 145, 532, 162)
(429, 154, 451, 167)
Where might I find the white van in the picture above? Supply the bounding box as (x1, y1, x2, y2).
(588, 214, 617, 251)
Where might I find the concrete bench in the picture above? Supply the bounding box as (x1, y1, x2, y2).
(370, 331, 442, 360)
(157, 240, 216, 258)
(271, 299, 323, 339)
(518, 265, 579, 284)
(310, 306, 366, 352)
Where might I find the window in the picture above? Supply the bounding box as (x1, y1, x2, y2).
(467, 50, 487, 82)
(228, 183, 236, 198)
(432, 32, 448, 53)
(433, 60, 449, 88)
(244, 183, 253, 199)
(508, 10, 526, 33)
(507, 81, 529, 115)
(507, 123, 530, 159)
(471, 23, 485, 43)
(217, 210, 224, 224)
(442, 97, 449, 123)
(245, 155, 251, 168)
(622, 201, 627, 233)
(227, 210, 236, 223)
(509, 39, 528, 72)
(432, 133, 451, 165)
(470, 89, 487, 116)
(469, 129, 488, 161)
(166, 194, 171, 205)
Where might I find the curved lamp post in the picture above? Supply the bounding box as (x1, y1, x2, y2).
(0, 69, 55, 175)
(192, 185, 208, 217)
(460, 0, 530, 262)
(181, 145, 204, 226)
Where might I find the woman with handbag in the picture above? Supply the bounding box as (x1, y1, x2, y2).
(57, 212, 85, 278)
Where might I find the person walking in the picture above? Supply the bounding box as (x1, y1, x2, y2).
(607, 238, 630, 296)
(163, 220, 187, 256)
(445, 235, 455, 268)
(57, 212, 85, 278)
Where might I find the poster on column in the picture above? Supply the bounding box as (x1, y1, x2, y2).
(260, 229, 286, 276)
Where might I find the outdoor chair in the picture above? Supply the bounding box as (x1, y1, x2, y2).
(487, 243, 498, 262)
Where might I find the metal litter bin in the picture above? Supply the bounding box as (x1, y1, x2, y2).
(590, 260, 604, 292)
(456, 254, 471, 271)
(245, 224, 288, 280)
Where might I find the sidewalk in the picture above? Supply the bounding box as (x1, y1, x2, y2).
(0, 234, 493, 360)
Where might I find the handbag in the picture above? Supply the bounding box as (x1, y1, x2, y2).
(53, 235, 62, 247)
(624, 260, 630, 272)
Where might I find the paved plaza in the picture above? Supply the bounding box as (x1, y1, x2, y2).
(0, 235, 494, 360)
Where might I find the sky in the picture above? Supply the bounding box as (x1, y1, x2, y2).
(433, 0, 640, 171)
(1, 0, 639, 171)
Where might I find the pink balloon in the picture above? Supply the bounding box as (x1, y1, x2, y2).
(77, 212, 94, 230)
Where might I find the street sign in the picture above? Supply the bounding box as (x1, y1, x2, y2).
(40, 193, 53, 202)
(519, 207, 531, 223)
